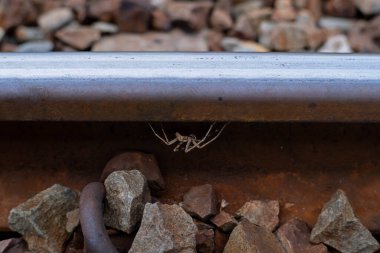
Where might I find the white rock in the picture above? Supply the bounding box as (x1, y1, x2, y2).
(38, 8, 74, 32)
(92, 22, 119, 34)
(354, 0, 380, 15)
(319, 34, 353, 53)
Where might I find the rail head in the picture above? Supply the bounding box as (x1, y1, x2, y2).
(0, 52, 380, 122)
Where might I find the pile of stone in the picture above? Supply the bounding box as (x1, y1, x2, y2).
(1, 151, 379, 253)
(0, 0, 380, 53)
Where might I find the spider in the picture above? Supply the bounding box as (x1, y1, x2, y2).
(149, 122, 229, 153)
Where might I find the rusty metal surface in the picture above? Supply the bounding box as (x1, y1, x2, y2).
(1, 53, 380, 122)
(0, 122, 380, 233)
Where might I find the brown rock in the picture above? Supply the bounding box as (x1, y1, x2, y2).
(235, 200, 280, 231)
(233, 14, 256, 39)
(271, 23, 308, 51)
(349, 21, 380, 53)
(101, 151, 165, 192)
(272, 0, 296, 21)
(56, 26, 101, 50)
(182, 184, 218, 221)
(66, 208, 80, 233)
(152, 9, 171, 31)
(8, 184, 79, 253)
(15, 26, 45, 42)
(104, 170, 151, 234)
(130, 203, 197, 252)
(324, 0, 356, 18)
(210, 0, 233, 31)
(116, 0, 151, 33)
(308, 0, 322, 20)
(0, 238, 27, 253)
(0, 0, 37, 30)
(214, 230, 229, 253)
(195, 221, 215, 253)
(64, 229, 84, 253)
(207, 30, 224, 51)
(224, 219, 285, 253)
(88, 0, 121, 21)
(276, 219, 328, 253)
(166, 1, 213, 31)
(310, 189, 380, 253)
(211, 210, 238, 233)
(67, 0, 87, 22)
(38, 8, 74, 32)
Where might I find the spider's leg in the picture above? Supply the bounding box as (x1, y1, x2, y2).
(197, 122, 228, 149)
(160, 123, 170, 143)
(185, 138, 200, 153)
(184, 139, 194, 153)
(190, 122, 217, 148)
(149, 123, 178, 146)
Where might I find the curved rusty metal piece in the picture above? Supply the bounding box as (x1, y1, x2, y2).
(79, 182, 118, 253)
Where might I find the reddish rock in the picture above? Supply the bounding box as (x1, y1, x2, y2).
(67, 0, 87, 22)
(88, 0, 121, 21)
(324, 0, 356, 18)
(210, 0, 233, 31)
(272, 0, 296, 21)
(308, 0, 322, 20)
(207, 30, 224, 51)
(235, 200, 279, 231)
(116, 0, 152, 33)
(195, 221, 215, 253)
(233, 14, 257, 39)
(182, 184, 218, 221)
(0, 0, 37, 29)
(224, 220, 285, 253)
(101, 151, 165, 192)
(56, 26, 101, 50)
(166, 1, 213, 31)
(0, 238, 27, 253)
(276, 219, 328, 253)
(152, 9, 171, 31)
(271, 23, 308, 51)
(214, 230, 229, 253)
(211, 210, 238, 233)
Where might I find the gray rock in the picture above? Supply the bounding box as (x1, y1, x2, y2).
(224, 219, 285, 253)
(92, 21, 119, 34)
(354, 0, 380, 15)
(310, 189, 380, 253)
(235, 200, 279, 231)
(15, 40, 54, 52)
(15, 26, 45, 42)
(38, 8, 74, 32)
(319, 34, 353, 53)
(101, 152, 165, 192)
(319, 17, 354, 32)
(182, 184, 218, 221)
(276, 218, 328, 253)
(129, 203, 197, 253)
(104, 170, 151, 234)
(8, 184, 79, 253)
(56, 26, 101, 50)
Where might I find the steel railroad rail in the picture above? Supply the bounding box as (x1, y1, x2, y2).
(0, 52, 380, 122)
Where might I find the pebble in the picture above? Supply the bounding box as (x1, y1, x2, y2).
(0, 0, 37, 30)
(276, 219, 328, 253)
(92, 21, 119, 34)
(116, 0, 151, 33)
(272, 0, 296, 21)
(182, 184, 219, 221)
(15, 40, 54, 52)
(318, 34, 352, 53)
(130, 202, 197, 252)
(324, 0, 356, 18)
(166, 1, 213, 31)
(0, 238, 27, 253)
(38, 7, 74, 32)
(235, 200, 280, 231)
(211, 210, 238, 233)
(349, 21, 380, 53)
(151, 9, 171, 31)
(210, 0, 233, 31)
(88, 0, 120, 21)
(233, 14, 257, 39)
(101, 151, 165, 192)
(224, 219, 285, 253)
(8, 184, 79, 253)
(354, 0, 380, 15)
(270, 22, 308, 51)
(195, 221, 215, 253)
(104, 170, 151, 234)
(56, 26, 101, 50)
(15, 26, 45, 42)
(221, 37, 269, 52)
(310, 189, 380, 253)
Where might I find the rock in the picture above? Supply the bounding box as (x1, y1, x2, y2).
(101, 151, 165, 192)
(88, 0, 121, 21)
(15, 26, 44, 42)
(324, 0, 356, 18)
(308, 0, 322, 20)
(8, 184, 79, 253)
(233, 14, 256, 39)
(67, 0, 87, 22)
(0, 0, 37, 30)
(319, 17, 354, 32)
(0, 27, 4, 43)
(270, 23, 308, 51)
(64, 228, 84, 253)
(38, 8, 74, 32)
(1, 42, 18, 52)
(207, 30, 224, 51)
(116, 0, 151, 33)
(319, 34, 353, 53)
(354, 0, 380, 15)
(129, 202, 197, 253)
(211, 210, 238, 233)
(310, 189, 380, 253)
(210, 0, 233, 31)
(104, 170, 151, 234)
(166, 1, 213, 31)
(92, 21, 119, 34)
(195, 221, 215, 253)
(276, 219, 328, 253)
(0, 238, 27, 253)
(56, 26, 101, 50)
(272, 0, 296, 21)
(151, 9, 171, 31)
(232, 0, 264, 17)
(224, 219, 285, 253)
(92, 31, 208, 52)
(182, 184, 218, 221)
(221, 37, 269, 52)
(66, 208, 80, 233)
(15, 40, 54, 53)
(214, 230, 229, 253)
(235, 200, 280, 231)
(349, 21, 380, 53)
(259, 20, 276, 48)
